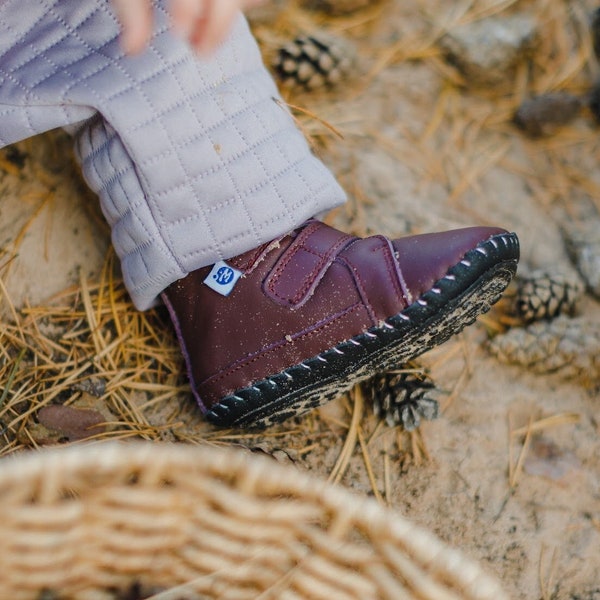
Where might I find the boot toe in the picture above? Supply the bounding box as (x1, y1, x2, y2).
(392, 226, 509, 301)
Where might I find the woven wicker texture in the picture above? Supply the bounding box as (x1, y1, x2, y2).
(0, 443, 508, 600)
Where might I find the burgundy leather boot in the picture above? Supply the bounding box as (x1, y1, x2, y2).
(162, 220, 519, 428)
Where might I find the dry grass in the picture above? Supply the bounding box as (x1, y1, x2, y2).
(0, 253, 190, 456)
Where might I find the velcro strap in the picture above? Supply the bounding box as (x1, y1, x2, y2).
(264, 221, 354, 308)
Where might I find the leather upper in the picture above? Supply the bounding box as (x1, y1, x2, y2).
(163, 220, 508, 410)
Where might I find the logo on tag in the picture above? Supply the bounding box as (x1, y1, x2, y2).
(203, 261, 242, 296)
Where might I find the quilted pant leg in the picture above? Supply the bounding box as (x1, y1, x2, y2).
(0, 0, 346, 309)
(73, 115, 187, 307)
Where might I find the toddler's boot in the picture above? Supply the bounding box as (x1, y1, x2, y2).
(163, 220, 519, 428)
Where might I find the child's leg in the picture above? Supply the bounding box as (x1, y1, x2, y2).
(0, 0, 519, 427)
(0, 0, 345, 309)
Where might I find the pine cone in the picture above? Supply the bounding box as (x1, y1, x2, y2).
(488, 315, 600, 383)
(514, 270, 584, 323)
(363, 371, 440, 431)
(272, 32, 358, 91)
(513, 93, 582, 137)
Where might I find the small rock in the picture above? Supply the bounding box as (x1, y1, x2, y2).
(514, 93, 582, 137)
(27, 392, 115, 445)
(439, 14, 538, 86)
(37, 404, 107, 441)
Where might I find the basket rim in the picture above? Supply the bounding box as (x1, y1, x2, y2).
(0, 442, 508, 600)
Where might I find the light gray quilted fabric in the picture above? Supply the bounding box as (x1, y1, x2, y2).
(0, 0, 345, 309)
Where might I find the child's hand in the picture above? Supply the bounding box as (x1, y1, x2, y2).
(111, 0, 264, 55)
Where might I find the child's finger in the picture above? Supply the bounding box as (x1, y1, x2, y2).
(190, 0, 240, 55)
(170, 0, 206, 38)
(111, 0, 153, 54)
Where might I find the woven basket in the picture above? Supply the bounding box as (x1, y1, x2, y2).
(0, 442, 508, 600)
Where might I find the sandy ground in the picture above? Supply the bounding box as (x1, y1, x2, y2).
(1, 1, 599, 599)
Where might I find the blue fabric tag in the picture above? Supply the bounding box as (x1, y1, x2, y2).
(203, 261, 243, 296)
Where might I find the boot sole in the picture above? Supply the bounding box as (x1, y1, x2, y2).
(206, 232, 519, 428)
